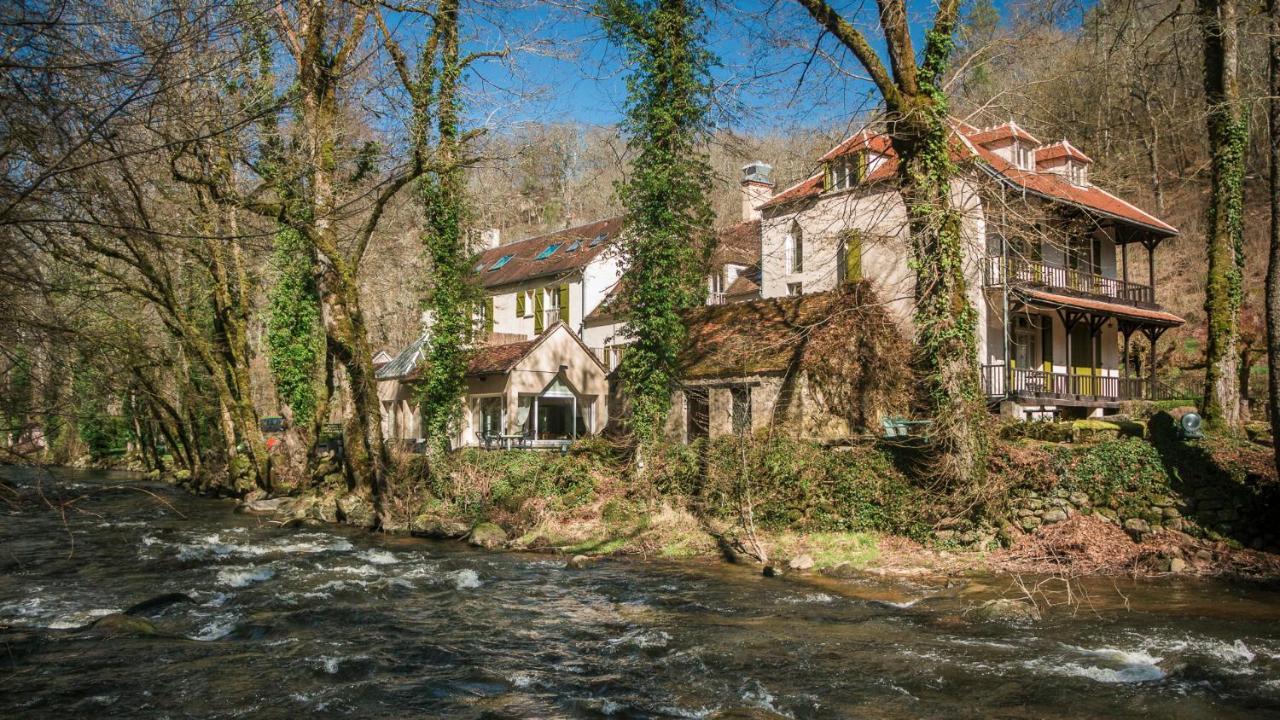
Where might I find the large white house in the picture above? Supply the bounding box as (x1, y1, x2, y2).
(750, 119, 1184, 420)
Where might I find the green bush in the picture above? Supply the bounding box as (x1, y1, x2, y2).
(433, 446, 604, 518)
(1052, 438, 1169, 516)
(697, 435, 931, 539)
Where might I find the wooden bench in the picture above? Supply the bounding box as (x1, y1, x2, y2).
(881, 416, 932, 439)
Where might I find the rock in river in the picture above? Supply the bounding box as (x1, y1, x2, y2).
(468, 522, 507, 549)
(975, 598, 1041, 624)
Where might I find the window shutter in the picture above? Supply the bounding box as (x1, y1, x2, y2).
(534, 290, 544, 333)
(484, 297, 494, 334)
(854, 151, 868, 183)
(845, 230, 862, 282)
(558, 284, 570, 324)
(516, 290, 525, 318)
(822, 162, 832, 191)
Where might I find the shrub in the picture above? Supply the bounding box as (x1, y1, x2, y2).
(697, 434, 931, 539)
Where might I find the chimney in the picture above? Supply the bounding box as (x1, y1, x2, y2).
(740, 161, 774, 222)
(480, 228, 501, 249)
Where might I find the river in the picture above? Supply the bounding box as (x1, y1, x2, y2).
(2, 467, 1280, 718)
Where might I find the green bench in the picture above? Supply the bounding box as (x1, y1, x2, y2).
(881, 416, 932, 439)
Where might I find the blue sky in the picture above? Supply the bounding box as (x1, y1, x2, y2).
(462, 0, 1086, 132)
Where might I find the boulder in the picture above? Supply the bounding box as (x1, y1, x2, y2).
(411, 516, 470, 539)
(975, 598, 1041, 624)
(336, 493, 376, 528)
(1019, 515, 1042, 531)
(1068, 492, 1091, 508)
(468, 522, 507, 549)
(787, 554, 815, 571)
(243, 497, 293, 515)
(1123, 518, 1151, 542)
(762, 564, 784, 578)
(1168, 557, 1187, 573)
(1041, 508, 1068, 525)
(566, 554, 593, 569)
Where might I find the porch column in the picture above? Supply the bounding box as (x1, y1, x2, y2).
(1145, 238, 1157, 298)
(1122, 239, 1130, 289)
(1140, 326, 1168, 400)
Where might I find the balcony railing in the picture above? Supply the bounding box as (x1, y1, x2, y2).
(707, 291, 726, 305)
(593, 345, 624, 372)
(984, 256, 1153, 305)
(982, 365, 1174, 402)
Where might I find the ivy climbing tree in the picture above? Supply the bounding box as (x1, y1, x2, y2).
(794, 0, 989, 490)
(1198, 0, 1247, 428)
(266, 224, 325, 429)
(598, 0, 717, 444)
(374, 0, 492, 454)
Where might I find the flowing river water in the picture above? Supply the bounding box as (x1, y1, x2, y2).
(3, 467, 1280, 719)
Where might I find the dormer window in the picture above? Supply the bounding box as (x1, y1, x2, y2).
(825, 152, 867, 192)
(1013, 142, 1034, 171)
(1066, 161, 1088, 186)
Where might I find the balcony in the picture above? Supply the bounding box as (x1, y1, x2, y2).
(982, 365, 1175, 404)
(984, 256, 1154, 306)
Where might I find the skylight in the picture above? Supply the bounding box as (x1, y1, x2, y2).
(565, 240, 581, 252)
(489, 254, 513, 271)
(473, 261, 487, 272)
(589, 233, 607, 247)
(535, 243, 562, 260)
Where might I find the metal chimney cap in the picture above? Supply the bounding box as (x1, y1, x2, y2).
(741, 161, 774, 185)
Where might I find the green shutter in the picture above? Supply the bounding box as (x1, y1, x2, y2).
(822, 162, 832, 191)
(484, 297, 494, 334)
(515, 290, 525, 317)
(534, 290, 544, 333)
(845, 230, 862, 282)
(558, 283, 570, 324)
(854, 151, 868, 183)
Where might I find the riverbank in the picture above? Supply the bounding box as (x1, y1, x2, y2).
(219, 420, 1280, 585)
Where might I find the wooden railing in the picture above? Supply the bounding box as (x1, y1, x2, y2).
(982, 365, 1166, 402)
(984, 256, 1154, 305)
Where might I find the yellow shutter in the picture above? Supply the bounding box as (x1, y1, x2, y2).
(845, 230, 862, 282)
(854, 151, 868, 183)
(515, 291, 525, 317)
(558, 283, 570, 324)
(534, 290, 544, 333)
(822, 162, 832, 191)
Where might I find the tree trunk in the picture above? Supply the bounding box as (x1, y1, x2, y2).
(1267, 0, 1280, 474)
(1199, 0, 1247, 428)
(893, 108, 988, 490)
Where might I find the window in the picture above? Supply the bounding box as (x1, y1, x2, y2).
(589, 232, 607, 247)
(825, 152, 867, 191)
(478, 397, 504, 438)
(1067, 161, 1087, 185)
(787, 282, 803, 296)
(784, 222, 803, 273)
(565, 239, 581, 252)
(489, 254, 514, 271)
(730, 386, 751, 435)
(1013, 142, 1034, 170)
(535, 243, 562, 260)
(709, 271, 724, 294)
